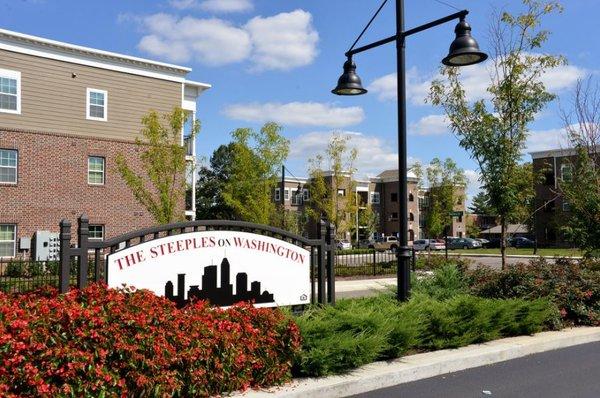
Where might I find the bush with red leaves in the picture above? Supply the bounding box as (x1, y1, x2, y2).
(0, 284, 301, 397)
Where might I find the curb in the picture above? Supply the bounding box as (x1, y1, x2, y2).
(232, 327, 600, 398)
(421, 252, 582, 259)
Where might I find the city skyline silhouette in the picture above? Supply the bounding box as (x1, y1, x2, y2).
(164, 257, 275, 307)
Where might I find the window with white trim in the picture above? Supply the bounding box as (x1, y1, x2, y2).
(291, 190, 303, 205)
(337, 189, 346, 197)
(562, 202, 571, 212)
(0, 149, 17, 184)
(88, 156, 105, 185)
(0, 69, 20, 114)
(371, 191, 380, 204)
(0, 224, 16, 257)
(561, 164, 572, 182)
(274, 188, 281, 201)
(284, 189, 290, 201)
(303, 188, 310, 201)
(86, 88, 107, 121)
(89, 225, 105, 240)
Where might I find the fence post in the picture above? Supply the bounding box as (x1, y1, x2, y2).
(317, 220, 327, 305)
(412, 247, 416, 272)
(326, 223, 336, 305)
(59, 219, 71, 293)
(78, 214, 89, 289)
(372, 249, 376, 276)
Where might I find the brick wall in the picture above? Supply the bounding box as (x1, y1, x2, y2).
(0, 129, 185, 255)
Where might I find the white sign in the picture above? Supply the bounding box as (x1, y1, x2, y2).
(106, 231, 310, 307)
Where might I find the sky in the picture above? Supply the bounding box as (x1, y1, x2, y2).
(1, 0, 598, 203)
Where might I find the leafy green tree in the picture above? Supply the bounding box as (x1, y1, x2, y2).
(469, 192, 494, 215)
(195, 143, 236, 220)
(116, 107, 198, 224)
(423, 158, 466, 238)
(222, 123, 289, 225)
(430, 0, 564, 268)
(559, 78, 600, 256)
(306, 133, 358, 239)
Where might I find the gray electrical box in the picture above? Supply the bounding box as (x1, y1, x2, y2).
(19, 237, 31, 250)
(32, 231, 60, 261)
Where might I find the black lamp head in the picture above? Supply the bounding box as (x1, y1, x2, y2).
(442, 17, 488, 67)
(332, 58, 367, 96)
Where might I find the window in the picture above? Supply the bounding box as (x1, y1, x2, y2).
(89, 225, 104, 240)
(561, 164, 573, 182)
(0, 149, 17, 184)
(303, 188, 310, 201)
(337, 189, 346, 197)
(0, 69, 20, 114)
(88, 156, 105, 185)
(408, 193, 414, 202)
(86, 88, 107, 121)
(274, 188, 281, 201)
(291, 190, 303, 205)
(0, 224, 16, 257)
(391, 193, 398, 202)
(390, 212, 398, 220)
(371, 191, 380, 204)
(562, 202, 571, 212)
(409, 212, 414, 221)
(284, 189, 290, 201)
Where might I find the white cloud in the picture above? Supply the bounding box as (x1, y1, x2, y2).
(289, 131, 399, 176)
(409, 114, 450, 136)
(169, 0, 253, 13)
(370, 59, 587, 104)
(463, 169, 482, 207)
(244, 10, 319, 71)
(137, 14, 251, 65)
(525, 127, 568, 153)
(135, 10, 318, 70)
(223, 102, 364, 128)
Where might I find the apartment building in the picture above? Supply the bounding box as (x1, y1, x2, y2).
(531, 147, 581, 247)
(273, 169, 467, 242)
(0, 28, 210, 258)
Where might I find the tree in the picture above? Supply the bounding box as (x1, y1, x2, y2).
(430, 0, 564, 268)
(116, 107, 198, 224)
(221, 123, 289, 225)
(195, 143, 236, 220)
(559, 78, 600, 256)
(423, 158, 466, 238)
(469, 191, 494, 215)
(306, 133, 358, 239)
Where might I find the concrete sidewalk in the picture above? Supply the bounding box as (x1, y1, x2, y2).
(232, 327, 600, 398)
(335, 278, 397, 293)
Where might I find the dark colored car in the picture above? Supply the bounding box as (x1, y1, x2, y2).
(447, 238, 482, 250)
(510, 237, 536, 248)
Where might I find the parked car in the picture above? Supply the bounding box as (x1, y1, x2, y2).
(372, 236, 399, 252)
(413, 239, 446, 251)
(447, 237, 482, 250)
(510, 236, 536, 248)
(475, 238, 490, 248)
(358, 239, 376, 249)
(336, 240, 352, 250)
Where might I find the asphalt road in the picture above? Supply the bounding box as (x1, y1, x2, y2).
(350, 342, 600, 398)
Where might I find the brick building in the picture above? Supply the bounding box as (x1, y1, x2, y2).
(273, 169, 466, 243)
(0, 28, 210, 258)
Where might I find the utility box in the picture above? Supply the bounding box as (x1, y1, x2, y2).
(19, 237, 31, 250)
(32, 231, 60, 261)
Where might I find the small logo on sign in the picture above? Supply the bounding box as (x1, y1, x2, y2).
(300, 294, 307, 301)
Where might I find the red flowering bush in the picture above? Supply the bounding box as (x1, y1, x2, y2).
(466, 258, 600, 326)
(0, 284, 301, 397)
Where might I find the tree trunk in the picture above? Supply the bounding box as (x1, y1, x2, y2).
(500, 218, 506, 270)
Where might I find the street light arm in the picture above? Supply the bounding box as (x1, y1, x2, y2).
(345, 10, 468, 57)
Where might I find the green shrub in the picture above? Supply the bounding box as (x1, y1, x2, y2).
(466, 258, 600, 326)
(413, 264, 468, 300)
(293, 291, 557, 377)
(415, 255, 471, 271)
(4, 262, 24, 278)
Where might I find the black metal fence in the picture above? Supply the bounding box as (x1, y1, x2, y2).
(334, 248, 448, 277)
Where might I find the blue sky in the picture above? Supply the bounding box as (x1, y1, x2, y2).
(1, 0, 598, 201)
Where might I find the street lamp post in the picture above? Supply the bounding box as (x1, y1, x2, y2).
(332, 0, 487, 301)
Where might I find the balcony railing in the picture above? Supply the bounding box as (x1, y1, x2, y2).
(184, 135, 195, 158)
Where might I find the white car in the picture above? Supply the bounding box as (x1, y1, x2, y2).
(412, 239, 446, 251)
(337, 240, 352, 250)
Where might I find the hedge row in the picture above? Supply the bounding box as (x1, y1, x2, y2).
(0, 284, 301, 397)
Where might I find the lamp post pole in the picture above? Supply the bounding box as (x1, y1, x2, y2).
(332, 0, 487, 301)
(395, 0, 411, 301)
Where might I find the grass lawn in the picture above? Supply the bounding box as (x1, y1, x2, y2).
(450, 247, 582, 257)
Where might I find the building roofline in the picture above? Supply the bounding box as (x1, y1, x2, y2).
(529, 145, 599, 159)
(0, 28, 211, 87)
